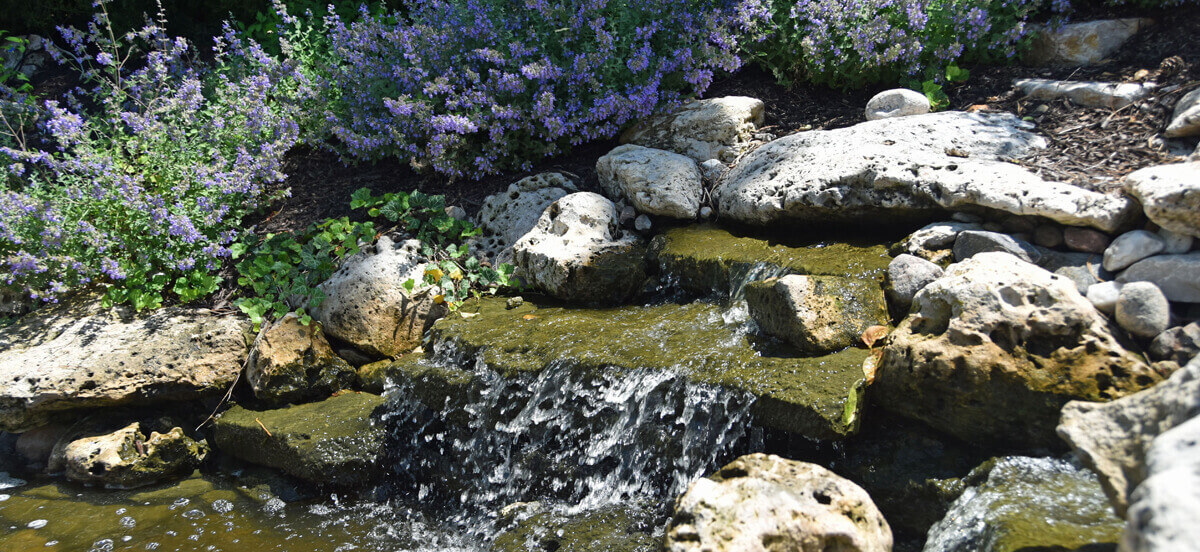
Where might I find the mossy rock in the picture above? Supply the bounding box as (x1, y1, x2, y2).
(430, 297, 869, 440)
(649, 224, 891, 296)
(492, 505, 662, 552)
(212, 392, 387, 487)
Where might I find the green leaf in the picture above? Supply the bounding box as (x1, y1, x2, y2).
(945, 64, 970, 83)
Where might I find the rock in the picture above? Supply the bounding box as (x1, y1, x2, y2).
(512, 192, 647, 304)
(246, 313, 355, 406)
(596, 144, 702, 219)
(1087, 281, 1124, 315)
(923, 456, 1124, 552)
(877, 252, 1160, 447)
(51, 422, 207, 489)
(1064, 226, 1112, 253)
(1157, 227, 1193, 254)
(1149, 322, 1200, 364)
(444, 205, 467, 220)
(621, 96, 765, 163)
(699, 159, 727, 183)
(1120, 415, 1200, 552)
(665, 453, 892, 552)
(15, 424, 68, 467)
(1116, 282, 1172, 339)
(1033, 224, 1064, 248)
(311, 235, 444, 360)
(505, 296, 524, 310)
(698, 206, 714, 219)
(213, 392, 387, 487)
(714, 112, 1137, 232)
(634, 214, 652, 233)
(1035, 247, 1109, 294)
(1117, 252, 1200, 302)
(1165, 88, 1200, 138)
(865, 88, 931, 121)
(1001, 216, 1037, 235)
(1104, 230, 1166, 272)
(886, 254, 944, 313)
(474, 173, 579, 264)
(1124, 163, 1200, 238)
(618, 204, 637, 226)
(1015, 78, 1155, 109)
(494, 505, 660, 552)
(891, 221, 982, 262)
(745, 275, 888, 355)
(1057, 356, 1200, 516)
(1025, 18, 1152, 67)
(952, 230, 1040, 264)
(0, 289, 32, 318)
(0, 296, 250, 432)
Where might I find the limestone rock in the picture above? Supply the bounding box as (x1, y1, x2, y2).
(246, 313, 355, 405)
(666, 453, 891, 552)
(53, 422, 207, 489)
(1104, 230, 1166, 272)
(213, 393, 387, 487)
(512, 192, 647, 304)
(0, 296, 250, 432)
(596, 144, 702, 219)
(886, 254, 944, 313)
(952, 230, 1040, 264)
(877, 252, 1159, 447)
(1149, 322, 1200, 365)
(1057, 356, 1200, 516)
(311, 235, 444, 360)
(1124, 162, 1200, 238)
(1115, 282, 1171, 339)
(1117, 252, 1200, 303)
(1087, 281, 1124, 315)
(745, 275, 888, 355)
(865, 88, 930, 121)
(1026, 19, 1152, 67)
(1015, 79, 1154, 109)
(1165, 88, 1200, 138)
(474, 173, 579, 264)
(714, 112, 1137, 232)
(1120, 416, 1200, 552)
(621, 96, 765, 163)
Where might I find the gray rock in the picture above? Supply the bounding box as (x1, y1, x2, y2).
(1087, 281, 1124, 315)
(474, 173, 578, 264)
(1165, 87, 1200, 138)
(1157, 227, 1193, 254)
(596, 144, 703, 219)
(1124, 163, 1200, 238)
(51, 422, 207, 489)
(1121, 415, 1200, 552)
(444, 205, 467, 220)
(1057, 356, 1200, 516)
(865, 88, 931, 121)
(1033, 224, 1064, 248)
(1036, 247, 1109, 294)
(714, 112, 1137, 232)
(698, 206, 714, 219)
(1149, 322, 1200, 364)
(1015, 78, 1155, 109)
(1118, 252, 1200, 302)
(1116, 282, 1172, 339)
(665, 453, 892, 552)
(1064, 226, 1112, 253)
(892, 221, 982, 262)
(886, 254, 944, 312)
(1025, 18, 1152, 67)
(512, 192, 647, 304)
(699, 159, 727, 183)
(953, 230, 1041, 264)
(621, 96, 765, 163)
(745, 274, 888, 355)
(1104, 230, 1166, 272)
(246, 313, 355, 406)
(634, 214, 652, 233)
(619, 204, 637, 226)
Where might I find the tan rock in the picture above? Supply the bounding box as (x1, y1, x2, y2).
(1026, 19, 1152, 67)
(51, 422, 207, 489)
(745, 275, 888, 355)
(247, 312, 355, 405)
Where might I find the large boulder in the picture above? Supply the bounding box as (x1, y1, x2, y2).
(714, 112, 1137, 232)
(0, 297, 250, 432)
(1124, 162, 1200, 238)
(621, 96, 765, 163)
(1116, 252, 1200, 303)
(1121, 415, 1200, 552)
(745, 275, 888, 355)
(1057, 356, 1200, 516)
(474, 172, 578, 264)
(665, 453, 892, 552)
(1025, 18, 1152, 67)
(49, 422, 207, 489)
(512, 192, 647, 304)
(246, 313, 355, 406)
(311, 235, 444, 360)
(877, 252, 1159, 447)
(596, 144, 703, 219)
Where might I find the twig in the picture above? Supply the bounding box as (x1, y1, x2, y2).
(255, 418, 272, 437)
(194, 352, 249, 431)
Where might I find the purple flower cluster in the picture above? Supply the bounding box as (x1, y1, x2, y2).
(303, 0, 769, 178)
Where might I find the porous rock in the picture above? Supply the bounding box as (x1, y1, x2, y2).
(621, 96, 765, 163)
(51, 422, 207, 489)
(865, 88, 930, 121)
(596, 144, 702, 219)
(474, 173, 579, 264)
(1120, 415, 1200, 552)
(745, 275, 888, 355)
(246, 312, 355, 405)
(1124, 162, 1200, 238)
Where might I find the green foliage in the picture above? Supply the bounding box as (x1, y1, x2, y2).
(0, 33, 32, 94)
(909, 63, 970, 112)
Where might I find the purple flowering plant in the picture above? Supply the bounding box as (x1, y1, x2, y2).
(0, 1, 300, 309)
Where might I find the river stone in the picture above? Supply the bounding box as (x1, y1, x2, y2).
(1124, 163, 1200, 238)
(1116, 282, 1171, 339)
(51, 423, 207, 489)
(596, 144, 703, 219)
(474, 172, 578, 264)
(665, 453, 892, 552)
(1025, 18, 1152, 66)
(1015, 78, 1154, 109)
(0, 296, 250, 432)
(952, 230, 1040, 263)
(1117, 252, 1200, 303)
(1104, 230, 1166, 272)
(877, 252, 1160, 447)
(512, 192, 647, 304)
(715, 111, 1137, 232)
(1149, 322, 1200, 365)
(620, 96, 765, 163)
(1121, 415, 1200, 552)
(923, 456, 1124, 552)
(1165, 87, 1200, 138)
(1033, 224, 1064, 248)
(312, 235, 443, 360)
(1087, 281, 1124, 315)
(1157, 227, 1193, 255)
(1064, 226, 1112, 253)
(1057, 356, 1200, 516)
(1035, 247, 1109, 294)
(886, 254, 944, 313)
(865, 88, 930, 121)
(246, 313, 355, 406)
(15, 424, 67, 467)
(213, 392, 387, 487)
(745, 275, 888, 355)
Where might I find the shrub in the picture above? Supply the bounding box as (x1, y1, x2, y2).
(301, 0, 769, 178)
(0, 3, 300, 308)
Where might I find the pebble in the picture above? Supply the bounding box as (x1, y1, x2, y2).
(1115, 282, 1171, 339)
(505, 296, 524, 310)
(1064, 227, 1111, 253)
(1103, 230, 1165, 272)
(1086, 281, 1123, 314)
(634, 214, 652, 232)
(1033, 225, 1064, 248)
(699, 206, 714, 219)
(700, 159, 727, 183)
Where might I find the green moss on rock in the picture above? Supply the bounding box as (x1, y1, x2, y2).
(492, 505, 661, 552)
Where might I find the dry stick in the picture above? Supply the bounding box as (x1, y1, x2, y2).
(255, 418, 272, 437)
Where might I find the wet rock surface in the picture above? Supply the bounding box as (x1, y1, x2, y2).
(745, 274, 888, 355)
(50, 422, 207, 489)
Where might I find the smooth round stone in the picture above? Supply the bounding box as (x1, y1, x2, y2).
(1087, 281, 1124, 315)
(1034, 225, 1065, 248)
(699, 206, 714, 219)
(865, 88, 931, 121)
(634, 214, 652, 232)
(1115, 282, 1171, 339)
(886, 254, 944, 311)
(1064, 227, 1112, 253)
(1158, 227, 1194, 254)
(1103, 230, 1166, 272)
(953, 230, 1040, 264)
